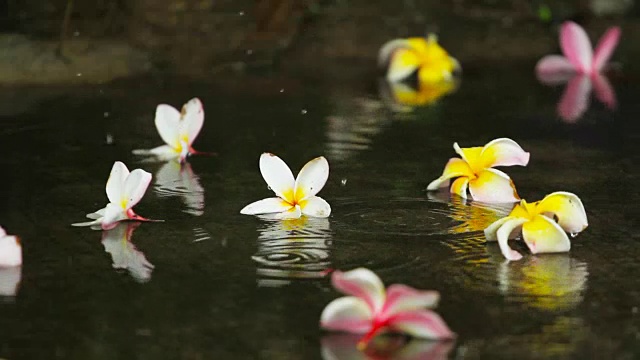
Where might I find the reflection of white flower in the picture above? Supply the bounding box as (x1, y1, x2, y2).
(155, 160, 205, 216)
(0, 266, 21, 297)
(0, 226, 21, 267)
(101, 223, 154, 283)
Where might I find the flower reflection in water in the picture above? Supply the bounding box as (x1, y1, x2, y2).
(321, 334, 455, 360)
(252, 217, 332, 287)
(379, 77, 459, 113)
(427, 192, 512, 235)
(0, 266, 21, 297)
(101, 222, 154, 283)
(155, 160, 205, 216)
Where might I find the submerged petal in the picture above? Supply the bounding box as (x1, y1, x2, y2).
(180, 97, 204, 146)
(299, 196, 331, 218)
(535, 55, 576, 83)
(155, 104, 181, 148)
(381, 284, 440, 318)
(468, 169, 519, 203)
(537, 191, 588, 234)
(496, 217, 527, 261)
(294, 156, 329, 202)
(426, 158, 474, 191)
(480, 138, 530, 168)
(522, 215, 571, 255)
(388, 310, 455, 340)
(558, 75, 592, 123)
(106, 161, 129, 204)
(259, 153, 296, 203)
(320, 296, 373, 334)
(332, 268, 386, 313)
(240, 197, 293, 215)
(122, 169, 152, 210)
(0, 235, 22, 267)
(593, 27, 621, 72)
(560, 21, 594, 73)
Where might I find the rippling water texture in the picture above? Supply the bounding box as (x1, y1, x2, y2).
(0, 58, 639, 359)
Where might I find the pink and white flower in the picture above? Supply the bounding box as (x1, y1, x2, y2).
(0, 226, 22, 267)
(320, 268, 454, 349)
(72, 161, 157, 230)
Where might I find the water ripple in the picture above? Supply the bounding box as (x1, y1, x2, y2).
(154, 161, 205, 216)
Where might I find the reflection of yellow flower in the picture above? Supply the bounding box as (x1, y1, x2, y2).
(385, 80, 457, 110)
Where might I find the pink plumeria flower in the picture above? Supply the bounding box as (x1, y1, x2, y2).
(427, 138, 530, 203)
(536, 21, 621, 80)
(320, 268, 454, 350)
(101, 222, 154, 283)
(484, 191, 588, 261)
(0, 226, 22, 267)
(240, 153, 331, 219)
(72, 161, 158, 230)
(133, 98, 208, 162)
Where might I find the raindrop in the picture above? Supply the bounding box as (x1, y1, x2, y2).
(340, 178, 347, 186)
(73, 31, 80, 37)
(267, 186, 272, 191)
(301, 109, 308, 115)
(76, 73, 82, 77)
(246, 49, 253, 55)
(239, 11, 245, 16)
(103, 111, 110, 118)
(570, 232, 579, 238)
(105, 133, 114, 145)
(279, 88, 284, 93)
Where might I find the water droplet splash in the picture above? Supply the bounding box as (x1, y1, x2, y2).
(301, 109, 308, 115)
(341, 179, 347, 186)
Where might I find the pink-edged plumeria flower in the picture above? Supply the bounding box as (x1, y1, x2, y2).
(484, 191, 588, 261)
(240, 153, 331, 219)
(536, 21, 620, 79)
(0, 226, 22, 267)
(427, 138, 530, 203)
(320, 268, 454, 350)
(72, 161, 159, 230)
(133, 98, 208, 162)
(101, 222, 154, 283)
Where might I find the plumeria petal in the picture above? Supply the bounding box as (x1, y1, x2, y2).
(560, 21, 593, 73)
(294, 156, 329, 202)
(522, 215, 571, 255)
(332, 268, 386, 313)
(453, 143, 482, 165)
(181, 97, 204, 146)
(0, 234, 22, 267)
(535, 55, 576, 83)
(388, 310, 455, 340)
(496, 217, 527, 261)
(122, 169, 152, 210)
(558, 75, 592, 123)
(593, 27, 621, 72)
(592, 73, 617, 109)
(299, 196, 331, 218)
(381, 284, 440, 318)
(132, 145, 178, 159)
(320, 296, 373, 334)
(537, 191, 588, 234)
(484, 216, 513, 241)
(426, 158, 474, 190)
(0, 266, 21, 296)
(450, 177, 469, 199)
(86, 207, 106, 219)
(387, 48, 421, 82)
(155, 104, 181, 148)
(0, 226, 5, 237)
(259, 153, 296, 203)
(480, 138, 530, 168)
(468, 169, 519, 203)
(240, 197, 293, 215)
(106, 161, 129, 204)
(272, 205, 303, 220)
(102, 203, 128, 229)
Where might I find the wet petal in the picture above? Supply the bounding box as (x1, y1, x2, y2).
(426, 158, 473, 191)
(387, 48, 420, 82)
(560, 21, 593, 73)
(332, 268, 386, 313)
(320, 296, 373, 334)
(537, 191, 588, 234)
(468, 169, 519, 203)
(294, 156, 329, 202)
(496, 217, 527, 261)
(180, 97, 204, 146)
(522, 215, 571, 255)
(592, 73, 617, 109)
(300, 196, 331, 218)
(272, 205, 303, 220)
(378, 39, 410, 67)
(155, 104, 181, 148)
(259, 153, 296, 203)
(86, 207, 106, 220)
(122, 169, 152, 210)
(0, 235, 22, 267)
(101, 203, 128, 229)
(0, 226, 5, 237)
(593, 27, 621, 72)
(453, 143, 482, 166)
(484, 216, 512, 241)
(240, 197, 293, 215)
(558, 75, 592, 123)
(535, 55, 576, 83)
(106, 161, 129, 204)
(388, 310, 455, 340)
(450, 177, 469, 199)
(0, 266, 21, 296)
(480, 138, 530, 168)
(132, 145, 178, 160)
(381, 284, 440, 318)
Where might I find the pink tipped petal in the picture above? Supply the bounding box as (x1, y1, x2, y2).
(468, 169, 520, 203)
(0, 235, 22, 267)
(522, 215, 571, 255)
(592, 73, 617, 109)
(560, 21, 593, 73)
(593, 27, 621, 72)
(106, 161, 129, 204)
(389, 310, 455, 340)
(122, 169, 152, 210)
(535, 55, 576, 84)
(496, 217, 527, 261)
(101, 203, 128, 229)
(155, 104, 181, 148)
(538, 191, 588, 234)
(427, 158, 474, 191)
(558, 75, 592, 123)
(181, 97, 204, 146)
(332, 268, 386, 313)
(381, 284, 440, 318)
(480, 138, 530, 168)
(320, 296, 373, 334)
(294, 156, 329, 201)
(240, 197, 293, 215)
(259, 153, 296, 203)
(300, 196, 331, 218)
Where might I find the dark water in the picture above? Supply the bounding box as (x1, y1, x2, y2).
(0, 61, 639, 359)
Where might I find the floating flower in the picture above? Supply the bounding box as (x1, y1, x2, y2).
(72, 161, 158, 230)
(101, 222, 154, 283)
(133, 97, 207, 162)
(0, 226, 22, 267)
(427, 138, 530, 203)
(536, 21, 620, 79)
(379, 35, 460, 84)
(240, 153, 331, 219)
(320, 268, 454, 350)
(484, 191, 588, 261)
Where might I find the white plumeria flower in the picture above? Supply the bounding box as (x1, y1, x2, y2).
(132, 97, 206, 162)
(72, 161, 156, 230)
(0, 226, 22, 267)
(241, 153, 332, 219)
